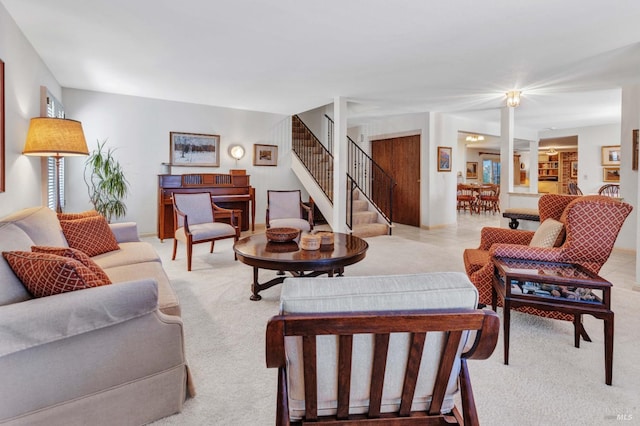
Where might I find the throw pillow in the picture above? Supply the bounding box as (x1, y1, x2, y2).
(59, 216, 119, 257)
(31, 246, 112, 286)
(57, 210, 100, 221)
(2, 251, 108, 298)
(529, 218, 565, 248)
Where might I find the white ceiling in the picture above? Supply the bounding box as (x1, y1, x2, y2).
(2, 0, 640, 132)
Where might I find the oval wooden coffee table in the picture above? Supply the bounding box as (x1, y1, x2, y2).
(233, 232, 369, 300)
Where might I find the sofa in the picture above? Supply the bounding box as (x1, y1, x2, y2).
(0, 207, 193, 425)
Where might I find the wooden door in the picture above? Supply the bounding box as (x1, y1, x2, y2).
(371, 135, 420, 226)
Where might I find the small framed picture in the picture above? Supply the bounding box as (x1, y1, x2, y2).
(570, 161, 578, 178)
(170, 132, 220, 167)
(601, 145, 620, 166)
(603, 167, 620, 182)
(437, 146, 452, 172)
(466, 162, 478, 179)
(253, 144, 278, 166)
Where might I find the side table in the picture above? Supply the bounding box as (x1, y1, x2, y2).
(492, 257, 614, 385)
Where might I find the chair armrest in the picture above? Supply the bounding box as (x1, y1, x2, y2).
(489, 244, 564, 262)
(479, 227, 534, 250)
(0, 279, 159, 357)
(301, 198, 314, 226)
(213, 203, 240, 230)
(174, 207, 190, 234)
(109, 222, 140, 243)
(461, 310, 499, 360)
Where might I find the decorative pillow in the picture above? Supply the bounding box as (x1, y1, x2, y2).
(529, 219, 565, 248)
(57, 210, 100, 221)
(2, 251, 108, 298)
(59, 216, 119, 257)
(31, 246, 112, 286)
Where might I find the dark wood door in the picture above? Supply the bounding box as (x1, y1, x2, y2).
(371, 135, 420, 226)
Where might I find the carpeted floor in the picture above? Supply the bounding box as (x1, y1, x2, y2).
(149, 223, 639, 425)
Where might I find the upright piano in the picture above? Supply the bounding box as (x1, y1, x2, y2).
(158, 173, 255, 240)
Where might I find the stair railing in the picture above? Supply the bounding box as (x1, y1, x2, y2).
(347, 135, 394, 228)
(291, 115, 333, 201)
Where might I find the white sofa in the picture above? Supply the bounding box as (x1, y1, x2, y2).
(0, 207, 192, 425)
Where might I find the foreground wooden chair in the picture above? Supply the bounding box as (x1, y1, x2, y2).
(266, 273, 499, 425)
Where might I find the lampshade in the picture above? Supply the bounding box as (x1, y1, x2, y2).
(23, 117, 89, 157)
(506, 90, 522, 108)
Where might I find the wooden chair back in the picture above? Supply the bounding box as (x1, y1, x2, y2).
(598, 184, 619, 197)
(266, 309, 499, 426)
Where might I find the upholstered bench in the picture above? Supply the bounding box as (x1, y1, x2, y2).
(502, 208, 540, 229)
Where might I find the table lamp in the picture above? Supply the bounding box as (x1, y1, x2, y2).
(23, 117, 89, 213)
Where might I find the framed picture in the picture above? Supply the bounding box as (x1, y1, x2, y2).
(466, 162, 478, 179)
(633, 129, 638, 171)
(437, 146, 452, 172)
(253, 144, 278, 166)
(603, 167, 620, 183)
(0, 58, 4, 192)
(170, 132, 220, 167)
(601, 145, 620, 166)
(570, 161, 578, 178)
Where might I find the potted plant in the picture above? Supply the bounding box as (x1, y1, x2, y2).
(84, 140, 130, 222)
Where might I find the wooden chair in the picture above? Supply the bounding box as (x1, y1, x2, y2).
(567, 182, 583, 195)
(266, 274, 499, 426)
(456, 184, 476, 214)
(477, 184, 500, 214)
(172, 192, 240, 271)
(266, 189, 314, 231)
(598, 183, 620, 197)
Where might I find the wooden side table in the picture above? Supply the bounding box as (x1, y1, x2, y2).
(492, 257, 614, 385)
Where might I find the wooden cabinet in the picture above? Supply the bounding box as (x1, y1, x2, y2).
(538, 154, 559, 181)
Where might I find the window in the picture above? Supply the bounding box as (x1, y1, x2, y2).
(42, 87, 65, 210)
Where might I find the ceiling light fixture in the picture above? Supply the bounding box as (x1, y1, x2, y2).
(465, 135, 485, 142)
(506, 90, 522, 108)
(546, 147, 558, 155)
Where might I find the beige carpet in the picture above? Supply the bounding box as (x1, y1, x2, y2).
(148, 233, 640, 425)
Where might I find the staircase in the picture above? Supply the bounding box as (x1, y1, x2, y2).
(349, 189, 390, 238)
(291, 115, 391, 238)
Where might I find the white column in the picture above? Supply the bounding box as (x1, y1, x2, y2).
(500, 106, 515, 208)
(332, 97, 348, 232)
(529, 140, 539, 193)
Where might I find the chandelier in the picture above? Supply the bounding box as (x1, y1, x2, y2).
(465, 135, 485, 142)
(506, 90, 522, 108)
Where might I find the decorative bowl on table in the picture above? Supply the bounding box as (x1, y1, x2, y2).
(266, 227, 301, 243)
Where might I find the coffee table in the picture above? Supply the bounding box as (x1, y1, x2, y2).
(492, 257, 614, 385)
(233, 232, 368, 301)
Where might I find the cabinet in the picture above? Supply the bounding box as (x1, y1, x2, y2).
(538, 154, 559, 181)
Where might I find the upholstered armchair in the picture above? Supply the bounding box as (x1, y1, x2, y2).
(266, 190, 314, 232)
(172, 192, 240, 271)
(463, 194, 632, 322)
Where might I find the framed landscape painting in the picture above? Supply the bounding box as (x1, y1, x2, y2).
(601, 145, 620, 166)
(253, 144, 278, 166)
(603, 167, 620, 182)
(437, 146, 452, 172)
(170, 132, 220, 167)
(466, 162, 478, 179)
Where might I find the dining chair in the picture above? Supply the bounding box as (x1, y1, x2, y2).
(598, 184, 620, 198)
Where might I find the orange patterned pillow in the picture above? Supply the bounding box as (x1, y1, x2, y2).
(57, 210, 100, 221)
(59, 216, 119, 257)
(31, 246, 112, 286)
(2, 251, 109, 298)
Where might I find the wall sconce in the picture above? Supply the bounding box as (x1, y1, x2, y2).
(229, 145, 245, 163)
(506, 90, 522, 108)
(23, 117, 88, 213)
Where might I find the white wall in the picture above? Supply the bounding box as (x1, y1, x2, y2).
(0, 3, 62, 217)
(62, 89, 301, 235)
